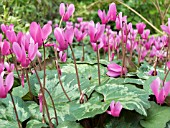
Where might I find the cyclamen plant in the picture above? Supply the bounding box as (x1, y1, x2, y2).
(0, 1, 170, 128)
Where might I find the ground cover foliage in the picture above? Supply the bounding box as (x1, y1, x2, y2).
(0, 1, 170, 128)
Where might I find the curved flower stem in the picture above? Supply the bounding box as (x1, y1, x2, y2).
(165, 36, 170, 74)
(10, 51, 21, 83)
(43, 87, 58, 126)
(108, 34, 110, 61)
(42, 43, 47, 123)
(9, 92, 22, 128)
(25, 69, 33, 100)
(153, 57, 158, 76)
(96, 43, 101, 85)
(69, 44, 82, 94)
(82, 42, 85, 61)
(31, 62, 54, 128)
(163, 70, 170, 86)
(54, 51, 71, 102)
(37, 57, 42, 70)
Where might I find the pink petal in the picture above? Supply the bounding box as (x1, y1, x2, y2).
(28, 43, 38, 61)
(59, 3, 65, 17)
(150, 77, 161, 100)
(64, 26, 74, 44)
(110, 100, 115, 110)
(5, 72, 14, 92)
(106, 70, 121, 77)
(17, 32, 23, 45)
(95, 24, 105, 41)
(157, 88, 165, 104)
(98, 10, 103, 21)
(0, 75, 6, 98)
(29, 22, 38, 42)
(54, 27, 68, 51)
(67, 4, 75, 18)
(107, 110, 112, 115)
(1, 24, 6, 33)
(36, 25, 43, 46)
(6, 31, 17, 43)
(2, 39, 10, 55)
(42, 24, 52, 40)
(0, 34, 2, 42)
(108, 3, 117, 21)
(112, 101, 122, 117)
(12, 42, 22, 62)
(88, 22, 96, 42)
(107, 63, 122, 72)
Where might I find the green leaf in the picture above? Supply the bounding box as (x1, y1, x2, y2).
(95, 84, 150, 116)
(68, 92, 109, 121)
(26, 119, 48, 128)
(57, 121, 83, 128)
(0, 119, 18, 128)
(140, 102, 170, 128)
(0, 95, 31, 123)
(12, 84, 29, 98)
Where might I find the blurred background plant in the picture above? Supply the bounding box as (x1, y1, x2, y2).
(0, 0, 169, 34)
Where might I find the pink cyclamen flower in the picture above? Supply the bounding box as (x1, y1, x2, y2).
(141, 29, 150, 40)
(54, 26, 74, 51)
(29, 22, 52, 47)
(107, 100, 122, 117)
(0, 39, 10, 55)
(4, 62, 14, 73)
(136, 22, 146, 35)
(150, 77, 170, 104)
(88, 21, 105, 43)
(0, 72, 14, 98)
(98, 10, 109, 24)
(161, 18, 170, 35)
(74, 28, 87, 42)
(107, 63, 127, 77)
(12, 42, 38, 67)
(108, 3, 117, 21)
(59, 3, 75, 21)
(1, 24, 14, 34)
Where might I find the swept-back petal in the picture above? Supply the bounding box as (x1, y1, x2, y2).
(0, 75, 6, 98)
(42, 23, 52, 40)
(112, 101, 122, 117)
(2, 39, 10, 55)
(150, 77, 161, 100)
(54, 27, 68, 51)
(67, 4, 75, 18)
(12, 42, 22, 62)
(5, 72, 14, 92)
(64, 26, 74, 44)
(157, 88, 165, 104)
(107, 63, 122, 72)
(59, 3, 65, 17)
(36, 25, 43, 46)
(29, 22, 38, 42)
(106, 70, 121, 77)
